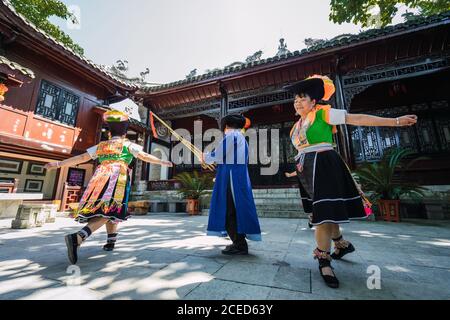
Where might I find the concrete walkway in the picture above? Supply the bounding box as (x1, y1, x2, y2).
(0, 214, 449, 300)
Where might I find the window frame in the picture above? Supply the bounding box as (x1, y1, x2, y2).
(35, 79, 81, 127)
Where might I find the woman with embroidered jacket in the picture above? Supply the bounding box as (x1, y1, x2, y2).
(45, 110, 173, 265)
(285, 76, 417, 288)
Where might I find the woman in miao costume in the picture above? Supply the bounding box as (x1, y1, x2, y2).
(285, 75, 417, 288)
(45, 110, 173, 264)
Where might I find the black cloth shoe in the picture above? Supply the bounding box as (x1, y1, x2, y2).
(103, 243, 115, 251)
(319, 263, 339, 289)
(222, 245, 248, 255)
(65, 233, 79, 265)
(314, 248, 339, 289)
(331, 242, 355, 260)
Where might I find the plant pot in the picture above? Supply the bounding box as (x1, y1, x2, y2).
(186, 199, 200, 215)
(378, 199, 401, 222)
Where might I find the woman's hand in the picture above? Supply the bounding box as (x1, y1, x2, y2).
(285, 172, 297, 178)
(346, 113, 418, 127)
(161, 161, 173, 167)
(396, 115, 418, 127)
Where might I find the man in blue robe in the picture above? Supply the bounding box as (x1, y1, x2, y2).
(203, 114, 262, 255)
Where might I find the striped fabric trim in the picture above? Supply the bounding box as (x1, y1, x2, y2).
(313, 195, 361, 205)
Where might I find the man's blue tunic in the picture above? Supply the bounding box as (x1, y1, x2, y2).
(204, 130, 262, 241)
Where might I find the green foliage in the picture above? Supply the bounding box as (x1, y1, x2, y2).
(10, 0, 84, 55)
(330, 0, 450, 27)
(353, 147, 427, 201)
(174, 171, 214, 200)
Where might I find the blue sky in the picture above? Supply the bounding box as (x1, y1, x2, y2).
(53, 1, 407, 84)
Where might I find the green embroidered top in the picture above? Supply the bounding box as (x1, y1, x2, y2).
(97, 145, 134, 164)
(290, 105, 347, 150)
(87, 138, 144, 165)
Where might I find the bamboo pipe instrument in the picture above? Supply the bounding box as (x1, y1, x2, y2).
(150, 112, 216, 171)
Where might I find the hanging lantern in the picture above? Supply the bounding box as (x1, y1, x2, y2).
(0, 83, 8, 102)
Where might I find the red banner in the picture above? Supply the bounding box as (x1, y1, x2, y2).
(150, 112, 158, 139)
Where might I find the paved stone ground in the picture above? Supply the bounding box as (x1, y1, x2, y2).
(0, 214, 449, 300)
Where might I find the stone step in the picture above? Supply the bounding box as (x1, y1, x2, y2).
(255, 204, 303, 211)
(199, 209, 307, 219)
(253, 196, 301, 201)
(132, 189, 301, 196)
(254, 198, 302, 205)
(257, 211, 308, 218)
(252, 188, 299, 193)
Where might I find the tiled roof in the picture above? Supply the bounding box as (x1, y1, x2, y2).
(1, 0, 137, 89)
(0, 55, 35, 78)
(141, 11, 450, 93)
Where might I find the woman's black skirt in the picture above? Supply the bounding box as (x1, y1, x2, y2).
(296, 149, 366, 226)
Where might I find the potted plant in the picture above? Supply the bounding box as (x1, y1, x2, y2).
(353, 148, 426, 222)
(174, 171, 214, 215)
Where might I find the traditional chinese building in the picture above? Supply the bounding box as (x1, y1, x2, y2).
(137, 12, 450, 187)
(131, 12, 450, 218)
(1, 0, 449, 219)
(0, 1, 151, 208)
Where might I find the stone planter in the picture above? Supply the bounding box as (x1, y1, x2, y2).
(11, 204, 46, 229)
(43, 204, 58, 223)
(128, 200, 151, 216)
(11, 203, 59, 229)
(423, 199, 445, 220)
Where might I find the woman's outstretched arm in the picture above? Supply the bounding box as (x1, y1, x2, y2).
(137, 152, 173, 167)
(45, 153, 92, 170)
(345, 114, 418, 127)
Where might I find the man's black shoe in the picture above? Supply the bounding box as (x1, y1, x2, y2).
(65, 233, 79, 264)
(222, 245, 248, 255)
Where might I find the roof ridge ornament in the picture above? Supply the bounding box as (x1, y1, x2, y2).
(246, 50, 263, 63)
(276, 38, 290, 56)
(186, 69, 197, 79)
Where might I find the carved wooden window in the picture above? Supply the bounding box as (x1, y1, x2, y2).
(398, 126, 418, 153)
(350, 127, 364, 162)
(353, 100, 450, 163)
(417, 119, 439, 153)
(35, 80, 80, 127)
(378, 127, 399, 151)
(359, 126, 382, 161)
(436, 117, 450, 151)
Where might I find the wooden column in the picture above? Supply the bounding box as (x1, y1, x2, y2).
(219, 83, 228, 127)
(334, 60, 355, 168)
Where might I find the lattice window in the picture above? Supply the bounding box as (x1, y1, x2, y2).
(351, 127, 364, 162)
(431, 100, 449, 110)
(379, 127, 399, 151)
(417, 119, 440, 153)
(398, 126, 419, 153)
(360, 126, 382, 161)
(35, 81, 60, 120)
(229, 92, 293, 111)
(58, 90, 80, 126)
(436, 117, 450, 151)
(35, 80, 80, 127)
(410, 103, 429, 112)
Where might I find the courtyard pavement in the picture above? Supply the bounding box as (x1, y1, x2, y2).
(0, 214, 449, 300)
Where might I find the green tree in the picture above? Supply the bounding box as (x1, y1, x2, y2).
(10, 0, 84, 55)
(330, 0, 450, 27)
